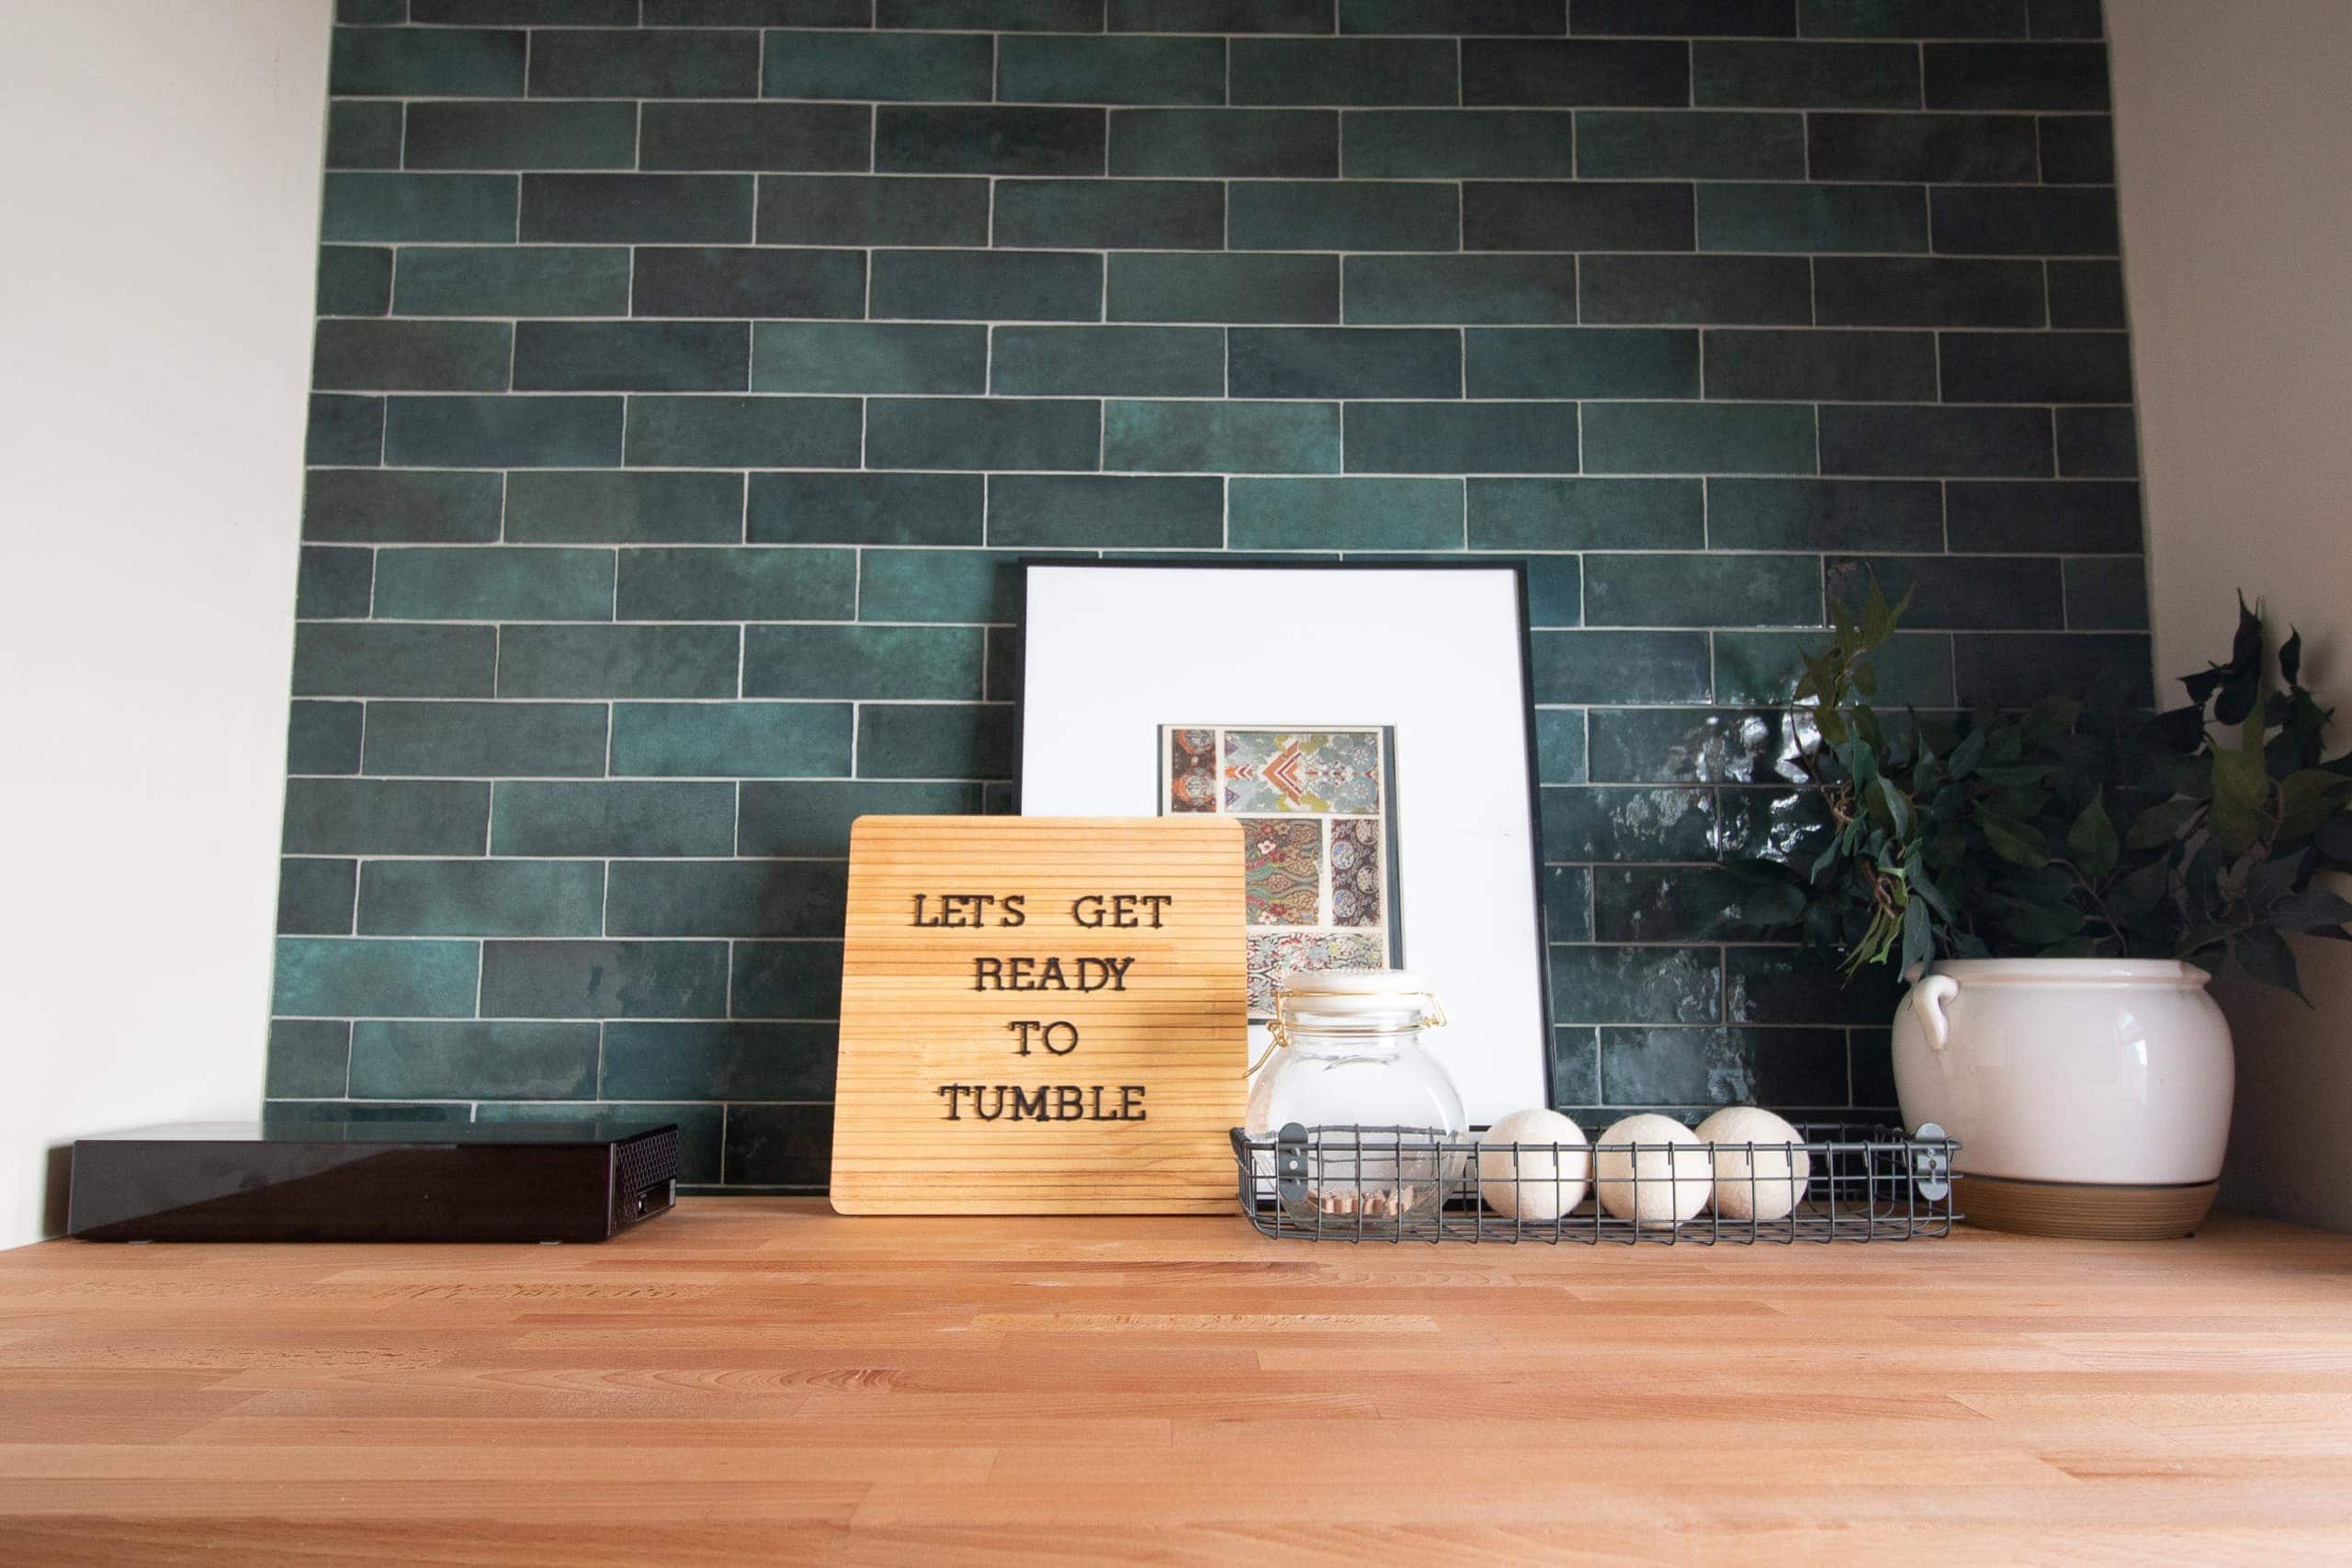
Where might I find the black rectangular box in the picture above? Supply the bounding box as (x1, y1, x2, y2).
(67, 1121, 679, 1243)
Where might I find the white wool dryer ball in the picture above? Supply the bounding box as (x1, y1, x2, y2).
(1476, 1109, 1591, 1222)
(1594, 1113, 1712, 1228)
(1696, 1106, 1812, 1222)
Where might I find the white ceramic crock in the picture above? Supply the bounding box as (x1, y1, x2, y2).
(1893, 959, 2235, 1190)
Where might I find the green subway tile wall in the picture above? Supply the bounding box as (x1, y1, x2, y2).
(277, 0, 2143, 1188)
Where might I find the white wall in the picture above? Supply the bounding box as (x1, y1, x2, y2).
(2109, 1, 2352, 1232)
(0, 1, 330, 1247)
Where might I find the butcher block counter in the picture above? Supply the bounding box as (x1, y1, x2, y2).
(2, 1199, 2348, 1562)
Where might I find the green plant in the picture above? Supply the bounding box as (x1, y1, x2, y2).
(1720, 592, 2352, 1000)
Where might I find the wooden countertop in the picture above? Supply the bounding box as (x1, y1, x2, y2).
(3, 1200, 2349, 1562)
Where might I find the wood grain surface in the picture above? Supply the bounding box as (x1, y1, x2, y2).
(3, 1201, 2350, 1564)
(832, 816, 1247, 1215)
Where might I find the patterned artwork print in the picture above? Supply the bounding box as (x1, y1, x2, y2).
(1162, 727, 1400, 1018)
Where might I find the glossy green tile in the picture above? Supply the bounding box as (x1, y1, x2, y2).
(738, 780, 984, 856)
(999, 36, 1227, 105)
(330, 27, 525, 96)
(1110, 109, 1338, 177)
(282, 779, 491, 855)
(756, 175, 991, 246)
(1576, 0, 1793, 35)
(1550, 946, 1723, 1025)
(520, 175, 754, 243)
(603, 1021, 837, 1100)
(1106, 400, 1339, 474)
(1594, 864, 1803, 942)
(273, 937, 481, 1019)
(1806, 111, 2036, 181)
(1344, 401, 1577, 474)
(754, 324, 986, 396)
(1939, 331, 2132, 403)
(360, 701, 611, 777)
(480, 940, 730, 1020)
(267, 1100, 475, 1123)
(622, 396, 861, 468)
(1521, 555, 1584, 628)
(993, 180, 1224, 251)
(1814, 256, 2043, 325)
(297, 547, 374, 623)
(1534, 708, 1587, 784)
(339, 0, 409, 18)
(1347, 0, 1563, 28)
(307, 395, 384, 467)
(322, 173, 517, 243)
(403, 102, 637, 170)
(1828, 553, 2063, 628)
(278, 858, 357, 936)
(731, 941, 844, 1019)
(1704, 329, 1938, 400)
(1930, 186, 2117, 254)
(992, 327, 1222, 400)
(1464, 180, 1700, 252)
(880, 0, 1102, 27)
(631, 247, 864, 320)
(318, 246, 392, 316)
(2063, 556, 2147, 630)
(1924, 40, 2107, 109)
(1725, 944, 1902, 1027)
(1110, 0, 1329, 29)
(1578, 254, 1813, 324)
(266, 1020, 352, 1099)
(391, 245, 628, 317)
(327, 101, 402, 169)
(1550, 1027, 1600, 1104)
(1229, 329, 1460, 400)
(513, 322, 749, 393)
(1713, 628, 1953, 705)
(876, 107, 1105, 176)
(528, 28, 759, 97)
(1107, 254, 1340, 324)
(1466, 328, 1697, 399)
(1542, 864, 1593, 946)
(865, 399, 1102, 471)
(2039, 114, 2114, 183)
(350, 1021, 599, 1099)
(1230, 39, 1458, 106)
(314, 321, 510, 393)
(490, 781, 738, 856)
(858, 550, 1020, 624)
(1706, 478, 1941, 549)
(357, 860, 605, 937)
(616, 547, 856, 622)
(1468, 476, 1705, 547)
(606, 861, 847, 939)
(413, 0, 639, 18)
(1343, 255, 1578, 325)
(1697, 182, 1928, 253)
(1600, 1026, 1848, 1107)
(1581, 402, 1817, 475)
(372, 547, 614, 621)
(724, 1103, 834, 1187)
(1693, 40, 1919, 107)
(1227, 478, 1462, 550)
(1341, 110, 1576, 177)
(1798, 0, 2025, 38)
(750, 472, 985, 547)
(1955, 630, 2148, 705)
(2056, 406, 2137, 476)
(762, 29, 995, 100)
(1589, 706, 1807, 785)
(1577, 110, 1804, 178)
(611, 703, 853, 778)
(1586, 553, 1822, 627)
(869, 252, 1103, 323)
(506, 472, 746, 545)
(639, 103, 868, 172)
(1462, 39, 1691, 105)
(855, 703, 1016, 779)
(288, 702, 367, 776)
(1230, 181, 1462, 253)
(743, 626, 985, 700)
(2046, 259, 2125, 329)
(987, 474, 1224, 547)
(1818, 404, 2052, 476)
(292, 624, 497, 697)
(1532, 631, 1712, 704)
(496, 625, 741, 699)
(383, 395, 621, 468)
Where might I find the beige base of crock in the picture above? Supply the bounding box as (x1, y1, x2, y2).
(1961, 1175, 2221, 1240)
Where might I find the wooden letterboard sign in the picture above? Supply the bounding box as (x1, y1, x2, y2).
(830, 816, 1248, 1214)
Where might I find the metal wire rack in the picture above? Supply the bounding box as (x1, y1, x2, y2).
(1231, 1121, 1960, 1245)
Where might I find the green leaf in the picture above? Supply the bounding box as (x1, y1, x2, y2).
(1978, 813, 2052, 869)
(2003, 903, 2086, 944)
(1900, 891, 1933, 978)
(2281, 626, 2303, 687)
(2019, 695, 2083, 749)
(1947, 728, 1986, 781)
(2124, 795, 2200, 852)
(2277, 769, 2352, 841)
(2267, 890, 2352, 931)
(2065, 791, 2120, 880)
(1973, 762, 2054, 788)
(2233, 925, 2310, 1004)
(2211, 728, 2271, 855)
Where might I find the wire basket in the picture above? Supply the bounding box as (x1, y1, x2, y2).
(1230, 1121, 1960, 1245)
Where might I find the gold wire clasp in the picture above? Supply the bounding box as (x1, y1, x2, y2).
(1245, 988, 1443, 1077)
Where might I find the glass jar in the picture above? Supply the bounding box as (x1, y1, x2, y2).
(1245, 969, 1466, 1226)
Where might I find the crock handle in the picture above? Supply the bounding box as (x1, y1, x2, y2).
(1910, 975, 1959, 1054)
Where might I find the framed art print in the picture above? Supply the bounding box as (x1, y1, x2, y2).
(1016, 562, 1552, 1123)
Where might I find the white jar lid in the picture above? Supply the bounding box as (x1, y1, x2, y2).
(1276, 967, 1428, 998)
(1273, 968, 1439, 1028)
